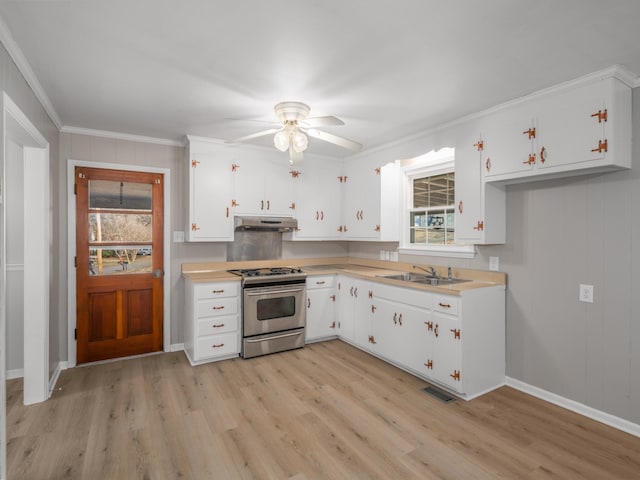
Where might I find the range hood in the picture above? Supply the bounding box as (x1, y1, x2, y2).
(234, 216, 297, 232)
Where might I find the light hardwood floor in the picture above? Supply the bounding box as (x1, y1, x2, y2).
(7, 340, 640, 479)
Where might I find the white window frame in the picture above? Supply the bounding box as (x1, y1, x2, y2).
(398, 149, 475, 258)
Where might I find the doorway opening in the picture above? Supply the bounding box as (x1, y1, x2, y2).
(0, 92, 51, 479)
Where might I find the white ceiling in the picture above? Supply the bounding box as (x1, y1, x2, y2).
(0, 0, 639, 156)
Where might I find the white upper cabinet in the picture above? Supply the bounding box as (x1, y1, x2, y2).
(186, 137, 234, 242)
(341, 158, 400, 241)
(290, 158, 343, 240)
(534, 77, 630, 173)
(232, 153, 295, 216)
(481, 102, 537, 179)
(454, 122, 506, 245)
(483, 75, 631, 183)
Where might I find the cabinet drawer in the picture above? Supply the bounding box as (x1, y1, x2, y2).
(195, 332, 239, 360)
(374, 283, 433, 308)
(197, 297, 238, 317)
(433, 295, 458, 315)
(195, 281, 239, 300)
(196, 315, 239, 337)
(307, 275, 335, 289)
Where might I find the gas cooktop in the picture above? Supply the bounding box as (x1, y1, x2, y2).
(227, 267, 306, 285)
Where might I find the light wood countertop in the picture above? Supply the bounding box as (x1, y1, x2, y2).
(182, 257, 506, 296)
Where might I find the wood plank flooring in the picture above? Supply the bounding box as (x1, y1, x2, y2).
(7, 340, 640, 479)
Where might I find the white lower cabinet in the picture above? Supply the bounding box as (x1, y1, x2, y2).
(184, 279, 241, 365)
(336, 276, 372, 344)
(431, 311, 462, 391)
(335, 278, 505, 399)
(305, 275, 338, 342)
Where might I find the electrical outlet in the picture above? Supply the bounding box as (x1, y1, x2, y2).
(579, 284, 594, 303)
(489, 256, 499, 271)
(173, 231, 185, 243)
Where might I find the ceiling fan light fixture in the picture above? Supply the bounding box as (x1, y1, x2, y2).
(291, 130, 308, 152)
(273, 130, 290, 152)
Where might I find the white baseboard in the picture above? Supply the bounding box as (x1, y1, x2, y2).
(170, 343, 184, 352)
(506, 377, 640, 438)
(6, 368, 23, 380)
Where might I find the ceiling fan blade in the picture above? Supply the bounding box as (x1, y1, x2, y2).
(224, 117, 280, 128)
(226, 128, 281, 144)
(305, 129, 363, 152)
(301, 115, 345, 128)
(289, 148, 304, 164)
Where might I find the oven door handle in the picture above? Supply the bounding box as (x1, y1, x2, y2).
(245, 288, 305, 296)
(245, 330, 304, 343)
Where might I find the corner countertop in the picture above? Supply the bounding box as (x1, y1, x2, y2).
(182, 257, 506, 296)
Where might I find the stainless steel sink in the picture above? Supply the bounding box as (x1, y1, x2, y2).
(377, 273, 470, 286)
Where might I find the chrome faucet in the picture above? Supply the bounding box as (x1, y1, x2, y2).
(413, 265, 436, 276)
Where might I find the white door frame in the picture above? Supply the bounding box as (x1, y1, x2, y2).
(66, 160, 171, 368)
(0, 92, 50, 479)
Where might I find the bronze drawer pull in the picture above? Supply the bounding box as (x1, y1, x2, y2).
(212, 323, 225, 328)
(438, 302, 451, 308)
(212, 289, 225, 294)
(212, 306, 225, 310)
(212, 343, 224, 348)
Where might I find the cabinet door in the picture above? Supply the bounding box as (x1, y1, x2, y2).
(263, 156, 295, 215)
(353, 279, 373, 347)
(294, 159, 342, 239)
(433, 313, 462, 392)
(454, 123, 484, 243)
(306, 288, 336, 341)
(370, 298, 403, 359)
(231, 156, 266, 215)
(535, 80, 607, 170)
(342, 160, 380, 239)
(336, 277, 356, 342)
(188, 152, 233, 241)
(395, 304, 434, 376)
(482, 104, 536, 178)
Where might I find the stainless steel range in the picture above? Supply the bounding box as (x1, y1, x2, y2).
(229, 267, 307, 359)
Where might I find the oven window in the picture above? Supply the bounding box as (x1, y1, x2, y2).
(256, 296, 296, 320)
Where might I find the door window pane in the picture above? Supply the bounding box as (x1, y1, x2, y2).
(88, 248, 153, 276)
(89, 180, 152, 210)
(88, 213, 152, 244)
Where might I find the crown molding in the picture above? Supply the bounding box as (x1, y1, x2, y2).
(61, 126, 185, 147)
(347, 64, 639, 161)
(0, 13, 62, 129)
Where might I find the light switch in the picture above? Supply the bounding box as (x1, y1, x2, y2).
(173, 231, 185, 243)
(489, 256, 499, 271)
(579, 284, 594, 303)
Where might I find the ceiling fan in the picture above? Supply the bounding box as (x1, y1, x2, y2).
(226, 101, 363, 164)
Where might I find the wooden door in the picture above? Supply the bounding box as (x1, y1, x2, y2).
(75, 167, 163, 364)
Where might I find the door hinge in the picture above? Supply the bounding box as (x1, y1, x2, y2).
(74, 256, 77, 268)
(74, 328, 77, 340)
(74, 183, 77, 195)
